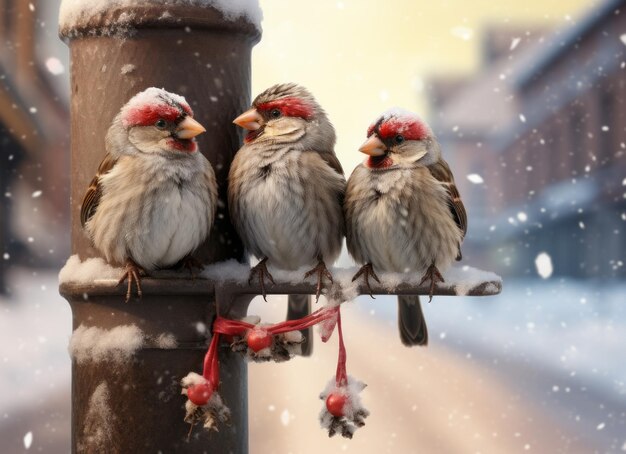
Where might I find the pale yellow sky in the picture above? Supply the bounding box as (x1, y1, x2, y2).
(253, 0, 595, 171)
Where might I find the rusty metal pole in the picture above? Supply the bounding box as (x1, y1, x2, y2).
(59, 4, 260, 452)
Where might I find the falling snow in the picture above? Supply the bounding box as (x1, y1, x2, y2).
(280, 409, 290, 426)
(23, 431, 33, 449)
(467, 173, 484, 184)
(451, 26, 473, 41)
(535, 252, 553, 279)
(45, 57, 65, 75)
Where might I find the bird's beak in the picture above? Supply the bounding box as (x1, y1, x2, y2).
(176, 117, 206, 139)
(359, 135, 386, 156)
(233, 108, 263, 130)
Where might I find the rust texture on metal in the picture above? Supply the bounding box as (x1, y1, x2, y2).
(61, 4, 259, 453)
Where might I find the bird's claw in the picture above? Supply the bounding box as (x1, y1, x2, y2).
(418, 264, 444, 302)
(117, 260, 145, 303)
(181, 255, 204, 279)
(248, 258, 275, 301)
(351, 263, 380, 299)
(304, 260, 333, 303)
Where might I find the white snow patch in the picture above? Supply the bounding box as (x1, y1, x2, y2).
(23, 431, 33, 449)
(319, 375, 368, 422)
(154, 333, 177, 349)
(467, 173, 484, 184)
(441, 266, 501, 296)
(81, 382, 115, 452)
(535, 252, 553, 279)
(69, 324, 145, 363)
(202, 259, 249, 282)
(181, 371, 207, 388)
(59, 254, 122, 285)
(121, 87, 191, 127)
(120, 63, 136, 74)
(367, 107, 432, 138)
(59, 0, 263, 33)
(45, 57, 65, 75)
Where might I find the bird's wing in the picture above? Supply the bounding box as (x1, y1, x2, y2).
(80, 152, 118, 227)
(427, 157, 467, 259)
(317, 150, 345, 176)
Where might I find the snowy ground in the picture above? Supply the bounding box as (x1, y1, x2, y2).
(0, 269, 71, 413)
(0, 268, 625, 452)
(356, 278, 626, 401)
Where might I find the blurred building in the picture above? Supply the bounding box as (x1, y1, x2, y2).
(0, 1, 70, 293)
(429, 0, 625, 279)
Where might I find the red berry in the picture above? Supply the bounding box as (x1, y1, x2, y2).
(246, 329, 273, 352)
(326, 392, 347, 417)
(187, 382, 213, 406)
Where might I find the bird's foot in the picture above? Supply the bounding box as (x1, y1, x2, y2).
(418, 264, 445, 302)
(118, 260, 146, 303)
(248, 258, 275, 302)
(180, 255, 204, 279)
(351, 263, 380, 299)
(304, 259, 333, 302)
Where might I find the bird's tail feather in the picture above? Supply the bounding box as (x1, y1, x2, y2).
(287, 294, 312, 356)
(397, 295, 428, 347)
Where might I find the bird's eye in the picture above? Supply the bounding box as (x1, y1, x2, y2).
(270, 109, 282, 119)
(155, 119, 167, 129)
(394, 134, 405, 144)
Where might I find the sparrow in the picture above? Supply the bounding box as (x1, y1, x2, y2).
(345, 108, 467, 346)
(228, 83, 346, 354)
(81, 87, 217, 302)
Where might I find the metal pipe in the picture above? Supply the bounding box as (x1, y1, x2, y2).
(59, 4, 260, 452)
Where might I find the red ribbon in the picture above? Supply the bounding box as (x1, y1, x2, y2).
(335, 308, 348, 388)
(212, 305, 339, 337)
(201, 305, 344, 389)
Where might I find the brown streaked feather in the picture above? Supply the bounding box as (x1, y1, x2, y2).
(80, 153, 118, 227)
(315, 150, 345, 209)
(427, 157, 467, 259)
(317, 150, 344, 176)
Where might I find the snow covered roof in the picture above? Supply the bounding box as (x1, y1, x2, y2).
(433, 33, 548, 135)
(59, 0, 263, 37)
(514, 0, 622, 89)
